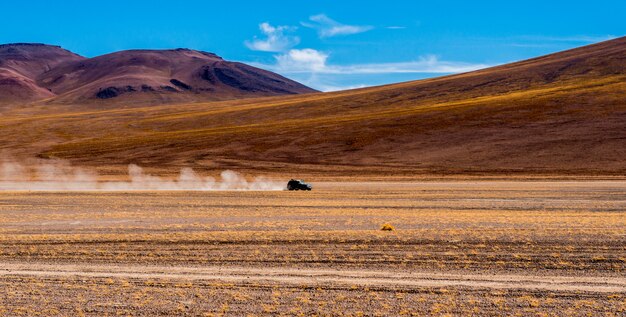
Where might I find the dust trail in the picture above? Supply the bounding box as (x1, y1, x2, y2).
(0, 159, 284, 191)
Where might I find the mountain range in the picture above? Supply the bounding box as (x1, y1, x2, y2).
(0, 44, 316, 106)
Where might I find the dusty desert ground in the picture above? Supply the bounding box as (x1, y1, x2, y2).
(0, 180, 625, 316)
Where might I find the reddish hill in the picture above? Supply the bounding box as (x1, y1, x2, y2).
(0, 44, 316, 106)
(38, 49, 317, 105)
(0, 43, 85, 104)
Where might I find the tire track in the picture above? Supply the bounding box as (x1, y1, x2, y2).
(1, 262, 624, 293)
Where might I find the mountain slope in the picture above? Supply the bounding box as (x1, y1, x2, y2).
(1, 37, 624, 176)
(0, 43, 85, 104)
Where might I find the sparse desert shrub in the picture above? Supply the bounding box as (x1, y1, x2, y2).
(381, 223, 395, 231)
(592, 256, 607, 262)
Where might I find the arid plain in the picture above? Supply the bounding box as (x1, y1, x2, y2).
(1, 181, 625, 316)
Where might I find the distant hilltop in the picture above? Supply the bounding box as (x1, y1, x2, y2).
(0, 43, 317, 105)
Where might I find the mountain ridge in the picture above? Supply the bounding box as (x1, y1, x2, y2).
(0, 44, 317, 106)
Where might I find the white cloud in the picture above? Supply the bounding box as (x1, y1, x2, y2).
(248, 49, 493, 91)
(274, 49, 329, 72)
(302, 14, 373, 38)
(255, 49, 491, 75)
(334, 56, 491, 74)
(385, 26, 407, 30)
(245, 22, 300, 52)
(277, 71, 367, 92)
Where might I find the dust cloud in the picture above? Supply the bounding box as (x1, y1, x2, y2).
(0, 159, 284, 191)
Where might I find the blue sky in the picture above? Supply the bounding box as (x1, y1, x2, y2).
(2, 1, 623, 91)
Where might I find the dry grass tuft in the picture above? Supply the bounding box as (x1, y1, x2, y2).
(381, 223, 395, 231)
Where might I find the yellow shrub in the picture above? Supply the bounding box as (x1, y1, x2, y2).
(381, 223, 395, 231)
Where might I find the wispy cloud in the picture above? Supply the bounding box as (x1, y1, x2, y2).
(385, 26, 407, 30)
(517, 35, 617, 43)
(253, 49, 491, 75)
(244, 22, 300, 52)
(285, 71, 368, 92)
(304, 79, 368, 92)
(504, 34, 618, 49)
(301, 14, 373, 38)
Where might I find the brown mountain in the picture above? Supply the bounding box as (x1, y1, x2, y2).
(0, 43, 85, 104)
(0, 44, 316, 106)
(37, 49, 317, 105)
(1, 37, 624, 177)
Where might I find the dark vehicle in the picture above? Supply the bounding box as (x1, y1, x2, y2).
(287, 179, 312, 191)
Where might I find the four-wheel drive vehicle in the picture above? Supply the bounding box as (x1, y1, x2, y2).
(287, 179, 312, 191)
